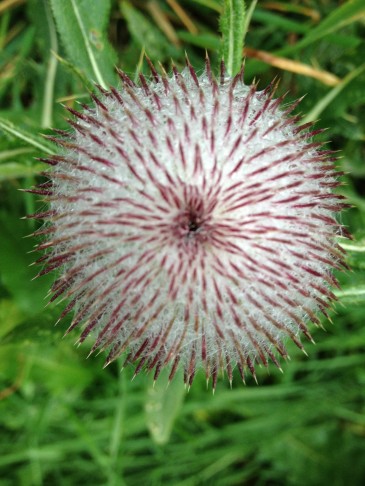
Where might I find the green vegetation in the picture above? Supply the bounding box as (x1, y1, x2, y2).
(1, 1, 365, 484)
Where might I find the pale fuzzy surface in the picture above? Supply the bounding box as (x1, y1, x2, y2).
(47, 67, 343, 379)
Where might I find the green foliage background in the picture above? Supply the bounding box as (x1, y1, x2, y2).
(1, 0, 365, 484)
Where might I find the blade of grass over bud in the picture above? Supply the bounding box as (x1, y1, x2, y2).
(220, 0, 246, 76)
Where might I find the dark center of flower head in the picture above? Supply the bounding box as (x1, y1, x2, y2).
(187, 211, 200, 233)
(172, 184, 210, 242)
(177, 208, 203, 240)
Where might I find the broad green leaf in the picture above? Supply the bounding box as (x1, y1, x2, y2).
(52, 52, 95, 91)
(0, 117, 53, 154)
(220, 0, 246, 76)
(145, 370, 185, 445)
(49, 0, 117, 88)
(120, 1, 179, 61)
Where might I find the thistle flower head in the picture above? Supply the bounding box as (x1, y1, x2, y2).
(31, 57, 348, 389)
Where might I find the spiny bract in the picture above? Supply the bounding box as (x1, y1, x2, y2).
(30, 57, 348, 390)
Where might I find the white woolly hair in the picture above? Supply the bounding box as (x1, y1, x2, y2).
(31, 57, 347, 389)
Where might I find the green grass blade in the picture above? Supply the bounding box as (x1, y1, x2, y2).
(298, 0, 365, 49)
(341, 240, 365, 253)
(178, 31, 220, 50)
(0, 162, 44, 181)
(0, 118, 53, 154)
(335, 286, 365, 304)
(244, 0, 365, 79)
(301, 64, 365, 124)
(243, 0, 258, 41)
(41, 0, 58, 128)
(192, 0, 222, 12)
(252, 8, 309, 34)
(220, 0, 246, 76)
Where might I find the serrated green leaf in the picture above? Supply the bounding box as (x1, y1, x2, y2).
(26, 0, 53, 55)
(49, 0, 117, 88)
(220, 0, 246, 77)
(52, 52, 95, 91)
(145, 370, 185, 445)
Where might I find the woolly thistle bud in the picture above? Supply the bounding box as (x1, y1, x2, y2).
(30, 56, 348, 390)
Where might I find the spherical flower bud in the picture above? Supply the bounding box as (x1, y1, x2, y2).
(30, 57, 348, 390)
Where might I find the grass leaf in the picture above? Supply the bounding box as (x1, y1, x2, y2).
(298, 0, 365, 49)
(301, 64, 365, 123)
(335, 286, 365, 304)
(0, 162, 44, 181)
(0, 117, 53, 154)
(220, 0, 246, 76)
